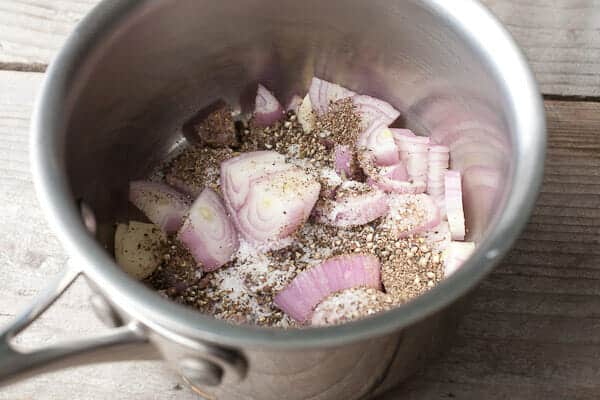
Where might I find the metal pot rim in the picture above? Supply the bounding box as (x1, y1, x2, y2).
(30, 0, 545, 349)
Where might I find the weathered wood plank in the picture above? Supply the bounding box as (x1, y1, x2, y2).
(1, 1, 600, 96)
(0, 0, 95, 69)
(395, 380, 600, 400)
(482, 0, 600, 96)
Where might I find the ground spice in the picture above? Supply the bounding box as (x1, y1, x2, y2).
(145, 236, 202, 299)
(163, 146, 233, 196)
(380, 235, 444, 303)
(188, 103, 239, 148)
(315, 98, 362, 146)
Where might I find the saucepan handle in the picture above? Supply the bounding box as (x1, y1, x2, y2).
(0, 264, 159, 387)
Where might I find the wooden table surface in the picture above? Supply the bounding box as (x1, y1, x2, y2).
(1, 1, 599, 399)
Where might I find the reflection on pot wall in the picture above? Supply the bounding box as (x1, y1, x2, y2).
(153, 330, 399, 400)
(402, 84, 509, 241)
(149, 296, 466, 400)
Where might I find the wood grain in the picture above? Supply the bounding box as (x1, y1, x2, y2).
(482, 0, 600, 97)
(0, 0, 95, 68)
(2, 0, 600, 96)
(381, 99, 600, 399)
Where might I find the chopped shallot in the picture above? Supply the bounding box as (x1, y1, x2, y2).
(444, 241, 475, 276)
(427, 145, 450, 216)
(220, 151, 289, 211)
(178, 188, 239, 271)
(314, 181, 389, 227)
(129, 181, 191, 233)
(309, 77, 356, 115)
(137, 78, 484, 328)
(359, 151, 420, 194)
(235, 166, 320, 246)
(461, 166, 501, 240)
(334, 144, 357, 178)
(353, 95, 400, 141)
(367, 163, 418, 194)
(297, 94, 316, 133)
(362, 127, 400, 166)
(394, 134, 429, 192)
(445, 170, 466, 240)
(274, 254, 382, 322)
(254, 84, 284, 127)
(391, 128, 416, 160)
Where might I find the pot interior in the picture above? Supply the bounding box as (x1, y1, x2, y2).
(54, 0, 531, 328)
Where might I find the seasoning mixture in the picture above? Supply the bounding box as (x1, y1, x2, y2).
(115, 78, 475, 328)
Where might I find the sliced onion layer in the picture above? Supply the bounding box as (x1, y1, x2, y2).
(378, 163, 409, 183)
(254, 84, 284, 127)
(363, 127, 400, 166)
(391, 128, 416, 160)
(274, 254, 382, 322)
(353, 95, 400, 142)
(427, 145, 450, 216)
(334, 144, 357, 178)
(445, 170, 466, 240)
(383, 194, 440, 238)
(367, 163, 419, 194)
(421, 221, 451, 252)
(394, 134, 430, 192)
(309, 77, 356, 115)
(220, 151, 289, 212)
(315, 182, 389, 227)
(311, 287, 392, 326)
(461, 166, 501, 240)
(444, 241, 475, 276)
(236, 166, 320, 246)
(297, 94, 316, 133)
(129, 181, 191, 233)
(359, 151, 422, 194)
(178, 188, 239, 271)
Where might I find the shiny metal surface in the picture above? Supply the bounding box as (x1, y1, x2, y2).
(13, 0, 545, 397)
(0, 266, 159, 386)
(179, 358, 224, 387)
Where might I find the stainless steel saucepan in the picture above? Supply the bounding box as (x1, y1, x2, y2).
(0, 0, 545, 398)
